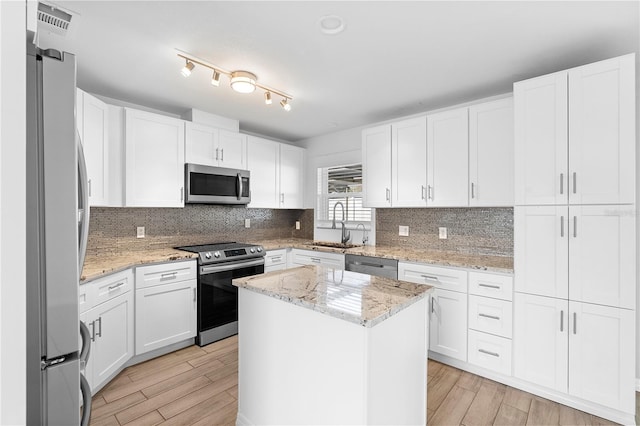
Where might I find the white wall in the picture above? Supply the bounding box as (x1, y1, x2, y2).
(0, 1, 27, 423)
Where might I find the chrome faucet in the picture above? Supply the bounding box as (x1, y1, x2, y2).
(331, 201, 351, 245)
(355, 223, 368, 245)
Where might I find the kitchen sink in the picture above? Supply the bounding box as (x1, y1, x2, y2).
(306, 241, 362, 249)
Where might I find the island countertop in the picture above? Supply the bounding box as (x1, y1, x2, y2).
(233, 265, 433, 328)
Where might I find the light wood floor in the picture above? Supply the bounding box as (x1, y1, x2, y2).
(89, 336, 632, 426)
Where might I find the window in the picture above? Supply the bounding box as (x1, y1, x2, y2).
(317, 164, 372, 223)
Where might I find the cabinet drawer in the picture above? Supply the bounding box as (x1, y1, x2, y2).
(135, 260, 197, 289)
(94, 269, 133, 307)
(399, 262, 467, 293)
(79, 282, 94, 314)
(468, 329, 512, 376)
(468, 295, 513, 338)
(265, 249, 287, 268)
(469, 271, 513, 301)
(289, 249, 345, 269)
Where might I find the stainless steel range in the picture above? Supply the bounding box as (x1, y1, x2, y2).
(175, 242, 265, 346)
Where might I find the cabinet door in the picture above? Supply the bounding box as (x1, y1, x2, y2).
(514, 206, 568, 299)
(279, 144, 304, 209)
(568, 205, 635, 309)
(514, 71, 568, 205)
(362, 125, 392, 207)
(513, 293, 568, 393)
(568, 54, 635, 205)
(469, 98, 514, 207)
(429, 288, 467, 361)
(392, 116, 427, 207)
(135, 280, 197, 355)
(91, 292, 134, 388)
(218, 129, 247, 170)
(184, 122, 219, 167)
(568, 302, 634, 413)
(82, 92, 110, 206)
(247, 136, 280, 208)
(427, 107, 469, 206)
(125, 109, 185, 207)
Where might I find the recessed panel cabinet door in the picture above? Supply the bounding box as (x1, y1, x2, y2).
(279, 144, 304, 209)
(513, 293, 568, 393)
(568, 302, 634, 412)
(81, 91, 110, 206)
(427, 107, 469, 207)
(568, 205, 636, 309)
(429, 288, 467, 362)
(184, 122, 219, 167)
(392, 116, 427, 207)
(514, 206, 568, 299)
(218, 129, 247, 170)
(247, 136, 280, 208)
(568, 54, 635, 205)
(362, 125, 392, 207)
(514, 71, 568, 205)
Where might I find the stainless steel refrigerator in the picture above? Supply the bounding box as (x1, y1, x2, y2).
(26, 44, 92, 425)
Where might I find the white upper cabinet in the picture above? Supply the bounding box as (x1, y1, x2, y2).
(427, 107, 469, 207)
(279, 144, 304, 209)
(392, 117, 428, 207)
(247, 136, 279, 208)
(185, 123, 246, 169)
(515, 54, 635, 205)
(77, 89, 110, 206)
(469, 98, 514, 206)
(362, 124, 392, 207)
(124, 108, 185, 207)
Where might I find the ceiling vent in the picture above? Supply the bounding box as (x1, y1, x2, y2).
(37, 2, 74, 37)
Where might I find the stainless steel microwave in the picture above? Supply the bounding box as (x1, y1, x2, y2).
(185, 163, 250, 205)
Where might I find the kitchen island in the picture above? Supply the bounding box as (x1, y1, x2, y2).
(233, 265, 433, 425)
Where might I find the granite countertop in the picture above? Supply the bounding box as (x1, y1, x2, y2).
(233, 265, 434, 327)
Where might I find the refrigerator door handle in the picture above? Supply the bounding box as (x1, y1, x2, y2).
(79, 321, 91, 367)
(77, 131, 90, 275)
(80, 373, 92, 426)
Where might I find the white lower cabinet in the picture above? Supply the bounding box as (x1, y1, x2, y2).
(288, 249, 345, 269)
(429, 288, 468, 361)
(135, 261, 197, 355)
(514, 293, 635, 413)
(79, 270, 134, 393)
(265, 249, 288, 273)
(467, 329, 512, 376)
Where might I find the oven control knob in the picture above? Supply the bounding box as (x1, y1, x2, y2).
(257, 247, 263, 252)
(213, 251, 221, 258)
(204, 252, 212, 259)
(250, 248, 255, 253)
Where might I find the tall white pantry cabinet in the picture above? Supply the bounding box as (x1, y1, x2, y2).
(513, 54, 636, 422)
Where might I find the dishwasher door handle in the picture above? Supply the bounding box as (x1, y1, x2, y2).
(352, 261, 385, 268)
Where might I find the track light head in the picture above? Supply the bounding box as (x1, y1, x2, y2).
(211, 70, 221, 87)
(280, 98, 291, 111)
(181, 60, 195, 77)
(265, 92, 272, 105)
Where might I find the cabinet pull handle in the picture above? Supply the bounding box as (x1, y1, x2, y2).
(427, 185, 432, 200)
(560, 310, 564, 332)
(560, 173, 563, 195)
(181, 187, 184, 202)
(108, 282, 125, 291)
(560, 216, 564, 237)
(220, 149, 224, 162)
(421, 185, 426, 200)
(431, 297, 435, 314)
(478, 283, 500, 290)
(573, 312, 577, 334)
(386, 188, 390, 201)
(421, 274, 439, 281)
(573, 216, 577, 238)
(280, 193, 284, 204)
(161, 271, 178, 279)
(271, 256, 282, 262)
(90, 320, 96, 342)
(96, 317, 102, 338)
(311, 258, 321, 263)
(471, 182, 475, 199)
(88, 179, 92, 197)
(215, 148, 219, 161)
(478, 349, 500, 358)
(193, 288, 197, 302)
(572, 172, 577, 194)
(479, 313, 500, 321)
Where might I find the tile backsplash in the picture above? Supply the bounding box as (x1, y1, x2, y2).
(376, 207, 513, 257)
(87, 205, 314, 256)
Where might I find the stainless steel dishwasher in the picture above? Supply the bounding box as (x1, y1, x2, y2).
(345, 254, 398, 279)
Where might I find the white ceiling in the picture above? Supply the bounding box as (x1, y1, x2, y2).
(39, 1, 639, 142)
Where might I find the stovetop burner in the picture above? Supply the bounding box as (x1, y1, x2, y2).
(175, 241, 264, 265)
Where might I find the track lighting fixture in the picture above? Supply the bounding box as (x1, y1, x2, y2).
(211, 70, 221, 86)
(176, 50, 293, 111)
(181, 60, 195, 77)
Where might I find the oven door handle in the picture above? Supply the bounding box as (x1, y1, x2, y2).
(200, 258, 265, 275)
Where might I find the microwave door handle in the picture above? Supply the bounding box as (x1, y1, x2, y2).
(237, 173, 242, 200)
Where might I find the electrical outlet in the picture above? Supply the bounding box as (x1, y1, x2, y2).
(439, 227, 447, 239)
(399, 225, 409, 236)
(136, 226, 145, 238)
(245, 219, 251, 228)
(295, 220, 301, 230)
